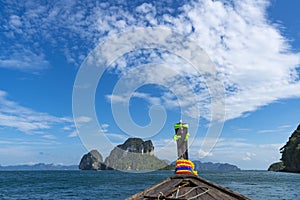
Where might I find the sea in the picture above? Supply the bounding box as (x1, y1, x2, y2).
(0, 170, 299, 200)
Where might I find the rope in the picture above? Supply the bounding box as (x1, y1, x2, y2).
(187, 187, 209, 200)
(172, 182, 189, 193)
(173, 186, 210, 200)
(169, 182, 190, 199)
(157, 192, 164, 200)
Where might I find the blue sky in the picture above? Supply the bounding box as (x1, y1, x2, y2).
(0, 0, 300, 170)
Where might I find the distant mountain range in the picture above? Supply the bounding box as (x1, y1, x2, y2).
(0, 163, 78, 171)
(193, 161, 240, 171)
(0, 138, 240, 171)
(0, 161, 240, 171)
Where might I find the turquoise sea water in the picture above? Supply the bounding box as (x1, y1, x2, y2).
(0, 170, 299, 199)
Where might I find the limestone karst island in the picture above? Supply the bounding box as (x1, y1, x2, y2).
(79, 138, 167, 171)
(268, 124, 300, 173)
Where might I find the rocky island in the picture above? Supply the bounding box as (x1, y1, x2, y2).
(79, 138, 167, 170)
(268, 124, 300, 173)
(79, 149, 112, 170)
(79, 137, 241, 171)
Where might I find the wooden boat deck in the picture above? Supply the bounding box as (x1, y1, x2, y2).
(126, 174, 250, 200)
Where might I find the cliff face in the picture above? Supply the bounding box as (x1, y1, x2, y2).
(279, 124, 300, 172)
(268, 162, 284, 172)
(116, 138, 154, 155)
(79, 150, 109, 170)
(104, 138, 166, 170)
(78, 138, 167, 171)
(268, 124, 300, 173)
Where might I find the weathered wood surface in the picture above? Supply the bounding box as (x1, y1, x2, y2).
(126, 174, 250, 200)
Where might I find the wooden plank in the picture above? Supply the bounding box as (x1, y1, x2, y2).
(126, 174, 250, 200)
(171, 174, 250, 200)
(125, 177, 171, 200)
(145, 178, 183, 197)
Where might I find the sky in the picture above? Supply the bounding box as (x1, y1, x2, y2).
(0, 0, 300, 170)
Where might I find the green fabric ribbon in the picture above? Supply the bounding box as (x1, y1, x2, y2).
(185, 133, 190, 141)
(173, 134, 181, 141)
(174, 123, 189, 129)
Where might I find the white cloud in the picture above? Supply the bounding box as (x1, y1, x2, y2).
(62, 126, 72, 131)
(196, 138, 284, 169)
(257, 124, 293, 133)
(0, 139, 60, 146)
(199, 149, 213, 157)
(243, 152, 256, 161)
(0, 90, 73, 136)
(106, 94, 126, 103)
(153, 137, 284, 169)
(162, 0, 300, 120)
(73, 116, 93, 129)
(98, 123, 109, 133)
(75, 116, 92, 123)
(68, 116, 94, 137)
(94, 0, 300, 123)
(0, 47, 49, 72)
(1, 0, 300, 122)
(42, 134, 56, 140)
(68, 130, 78, 138)
(9, 15, 22, 28)
(101, 123, 109, 129)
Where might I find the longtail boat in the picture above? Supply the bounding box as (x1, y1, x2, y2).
(126, 174, 250, 200)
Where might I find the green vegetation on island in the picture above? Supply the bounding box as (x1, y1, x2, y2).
(105, 138, 167, 170)
(79, 138, 167, 170)
(268, 124, 300, 173)
(267, 161, 285, 172)
(79, 150, 113, 170)
(0, 163, 78, 170)
(79, 137, 241, 171)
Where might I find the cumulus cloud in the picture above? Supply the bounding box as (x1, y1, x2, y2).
(75, 116, 92, 124)
(177, 0, 300, 120)
(0, 90, 73, 136)
(68, 130, 78, 138)
(95, 0, 300, 122)
(42, 134, 56, 140)
(1, 0, 300, 122)
(243, 152, 256, 161)
(0, 47, 49, 72)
